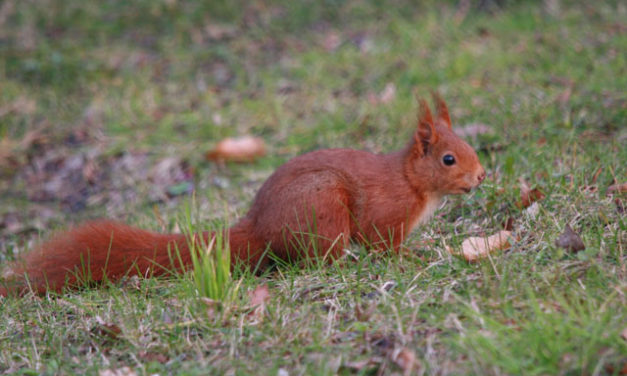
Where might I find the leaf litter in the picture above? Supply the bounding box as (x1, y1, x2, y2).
(555, 224, 585, 253)
(458, 230, 515, 262)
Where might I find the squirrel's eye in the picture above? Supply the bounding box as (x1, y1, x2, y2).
(443, 154, 456, 166)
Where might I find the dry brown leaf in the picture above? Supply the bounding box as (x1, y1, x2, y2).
(138, 351, 169, 364)
(607, 182, 627, 195)
(461, 230, 513, 262)
(249, 284, 270, 307)
(502, 217, 514, 231)
(206, 136, 266, 162)
(621, 327, 627, 341)
(555, 224, 585, 253)
(247, 284, 271, 321)
(390, 347, 418, 376)
(516, 178, 545, 209)
(605, 362, 627, 376)
(91, 318, 122, 343)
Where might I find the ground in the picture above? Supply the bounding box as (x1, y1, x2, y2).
(0, 0, 625, 375)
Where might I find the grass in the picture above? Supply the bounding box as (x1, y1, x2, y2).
(1, 0, 626, 374)
(183, 206, 238, 303)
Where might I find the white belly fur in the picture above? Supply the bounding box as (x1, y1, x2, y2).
(409, 195, 443, 233)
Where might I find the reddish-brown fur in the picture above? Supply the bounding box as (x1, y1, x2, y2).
(0, 95, 485, 296)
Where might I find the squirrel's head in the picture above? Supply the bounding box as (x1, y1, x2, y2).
(404, 93, 486, 195)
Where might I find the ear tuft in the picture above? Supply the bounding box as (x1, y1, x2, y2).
(411, 97, 439, 156)
(418, 98, 434, 128)
(430, 91, 452, 130)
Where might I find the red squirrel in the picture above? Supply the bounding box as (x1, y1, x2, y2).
(0, 94, 485, 296)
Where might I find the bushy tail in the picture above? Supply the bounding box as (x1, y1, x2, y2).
(0, 221, 204, 295)
(0, 218, 267, 296)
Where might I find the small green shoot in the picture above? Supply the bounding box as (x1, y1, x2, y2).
(178, 198, 240, 304)
(188, 227, 238, 303)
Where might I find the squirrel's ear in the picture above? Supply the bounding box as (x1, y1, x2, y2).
(431, 91, 452, 130)
(412, 98, 439, 156)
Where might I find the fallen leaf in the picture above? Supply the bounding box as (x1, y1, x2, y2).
(91, 317, 122, 343)
(555, 224, 585, 253)
(390, 347, 418, 376)
(249, 284, 270, 307)
(460, 230, 513, 262)
(604, 362, 627, 376)
(138, 351, 169, 364)
(607, 182, 627, 195)
(502, 217, 514, 231)
(206, 136, 266, 162)
(247, 284, 270, 321)
(516, 178, 545, 209)
(621, 327, 627, 341)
